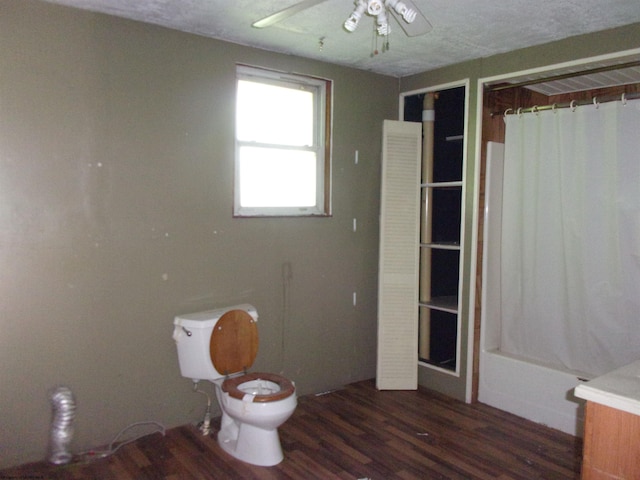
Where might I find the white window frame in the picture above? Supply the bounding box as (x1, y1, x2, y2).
(234, 65, 332, 217)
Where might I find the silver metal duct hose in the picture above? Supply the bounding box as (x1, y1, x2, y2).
(48, 386, 76, 464)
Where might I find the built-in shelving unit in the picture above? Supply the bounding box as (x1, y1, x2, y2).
(404, 86, 466, 373)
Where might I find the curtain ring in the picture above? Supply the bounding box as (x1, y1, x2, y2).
(517, 107, 523, 117)
(551, 103, 557, 113)
(621, 93, 627, 106)
(593, 96, 599, 109)
(570, 100, 577, 112)
(503, 108, 513, 124)
(532, 105, 539, 115)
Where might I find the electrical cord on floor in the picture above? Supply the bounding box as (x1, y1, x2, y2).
(70, 381, 212, 464)
(75, 421, 166, 462)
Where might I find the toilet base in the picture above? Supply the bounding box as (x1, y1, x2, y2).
(218, 422, 284, 466)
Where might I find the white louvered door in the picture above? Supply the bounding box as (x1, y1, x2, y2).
(376, 120, 422, 390)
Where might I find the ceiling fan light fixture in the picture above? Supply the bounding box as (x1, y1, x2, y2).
(344, 0, 366, 32)
(252, 0, 431, 40)
(375, 9, 390, 36)
(344, 0, 417, 36)
(367, 0, 384, 16)
(387, 0, 417, 23)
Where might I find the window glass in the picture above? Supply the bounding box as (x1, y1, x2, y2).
(234, 65, 331, 217)
(238, 147, 316, 207)
(236, 81, 313, 147)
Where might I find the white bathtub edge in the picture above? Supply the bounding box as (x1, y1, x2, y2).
(479, 350, 586, 437)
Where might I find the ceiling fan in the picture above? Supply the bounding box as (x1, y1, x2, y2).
(252, 0, 433, 38)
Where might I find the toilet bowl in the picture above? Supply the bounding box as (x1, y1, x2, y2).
(173, 304, 296, 466)
(215, 374, 297, 465)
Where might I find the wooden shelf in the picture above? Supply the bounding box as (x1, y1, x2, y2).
(420, 296, 458, 314)
(446, 134, 464, 142)
(421, 181, 463, 188)
(421, 242, 460, 250)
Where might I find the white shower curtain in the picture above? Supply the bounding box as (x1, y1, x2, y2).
(500, 98, 640, 376)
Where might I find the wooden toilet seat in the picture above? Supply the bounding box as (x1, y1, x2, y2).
(210, 308, 294, 403)
(209, 309, 258, 375)
(222, 372, 295, 403)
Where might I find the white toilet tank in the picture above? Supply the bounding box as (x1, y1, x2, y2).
(173, 304, 258, 382)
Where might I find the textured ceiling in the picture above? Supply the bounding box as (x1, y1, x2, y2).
(42, 0, 640, 78)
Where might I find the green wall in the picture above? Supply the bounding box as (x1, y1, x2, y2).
(0, 0, 397, 468)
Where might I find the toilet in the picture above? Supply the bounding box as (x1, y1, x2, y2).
(172, 304, 296, 466)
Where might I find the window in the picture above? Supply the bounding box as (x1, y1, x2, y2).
(234, 65, 332, 217)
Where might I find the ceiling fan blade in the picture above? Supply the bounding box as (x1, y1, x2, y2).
(252, 0, 330, 29)
(390, 0, 433, 37)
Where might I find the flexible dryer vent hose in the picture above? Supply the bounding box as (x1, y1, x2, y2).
(48, 386, 76, 464)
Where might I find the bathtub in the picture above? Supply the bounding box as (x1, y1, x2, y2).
(477, 142, 588, 437)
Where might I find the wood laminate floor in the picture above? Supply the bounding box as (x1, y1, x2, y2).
(1, 379, 582, 479)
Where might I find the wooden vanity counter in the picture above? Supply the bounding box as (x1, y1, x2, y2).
(574, 360, 640, 479)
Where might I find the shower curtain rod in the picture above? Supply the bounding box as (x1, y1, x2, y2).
(492, 91, 640, 117)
